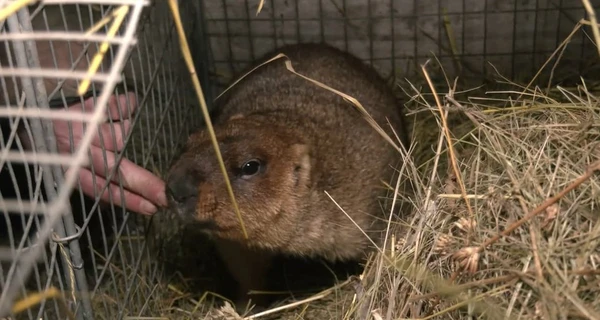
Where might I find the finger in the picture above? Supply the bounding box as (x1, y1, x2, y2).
(87, 146, 168, 208)
(69, 92, 138, 121)
(74, 167, 157, 216)
(55, 119, 131, 153)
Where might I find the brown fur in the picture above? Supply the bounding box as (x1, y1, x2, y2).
(165, 43, 409, 309)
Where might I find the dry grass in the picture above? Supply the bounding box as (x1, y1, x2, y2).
(347, 75, 600, 320)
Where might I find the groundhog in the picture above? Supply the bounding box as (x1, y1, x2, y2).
(164, 43, 410, 310)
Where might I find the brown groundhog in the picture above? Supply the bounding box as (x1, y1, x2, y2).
(165, 43, 410, 310)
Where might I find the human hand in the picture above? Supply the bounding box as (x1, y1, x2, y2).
(53, 93, 167, 215)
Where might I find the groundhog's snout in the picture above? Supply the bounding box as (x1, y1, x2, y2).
(165, 162, 200, 218)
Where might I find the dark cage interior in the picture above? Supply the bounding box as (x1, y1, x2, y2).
(0, 0, 599, 319)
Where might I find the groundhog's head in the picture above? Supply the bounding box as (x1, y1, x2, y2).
(165, 116, 312, 248)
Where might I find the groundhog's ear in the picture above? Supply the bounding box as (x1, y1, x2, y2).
(289, 144, 311, 188)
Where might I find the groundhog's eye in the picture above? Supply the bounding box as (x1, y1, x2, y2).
(240, 159, 262, 177)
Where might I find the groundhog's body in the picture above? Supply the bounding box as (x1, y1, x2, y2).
(165, 43, 408, 309)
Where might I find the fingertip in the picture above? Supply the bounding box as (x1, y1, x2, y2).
(156, 189, 168, 208)
(140, 200, 158, 215)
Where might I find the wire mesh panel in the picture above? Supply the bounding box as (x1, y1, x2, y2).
(200, 0, 600, 92)
(78, 0, 205, 317)
(0, 0, 202, 319)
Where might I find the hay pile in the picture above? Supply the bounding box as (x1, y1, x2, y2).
(346, 75, 600, 320)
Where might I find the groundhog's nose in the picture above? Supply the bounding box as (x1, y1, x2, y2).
(165, 167, 199, 204)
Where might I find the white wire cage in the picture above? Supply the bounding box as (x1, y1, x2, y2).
(0, 0, 208, 319)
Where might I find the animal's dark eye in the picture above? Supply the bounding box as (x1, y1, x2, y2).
(241, 159, 261, 177)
